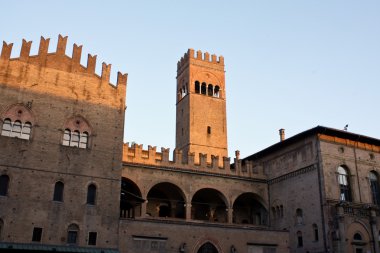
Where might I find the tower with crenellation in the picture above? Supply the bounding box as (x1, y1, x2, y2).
(175, 49, 228, 165)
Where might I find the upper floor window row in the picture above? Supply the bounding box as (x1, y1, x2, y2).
(194, 81, 220, 98)
(1, 119, 32, 140)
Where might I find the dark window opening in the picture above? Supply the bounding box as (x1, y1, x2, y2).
(207, 84, 213, 96)
(195, 81, 200, 93)
(297, 231, 303, 247)
(87, 184, 96, 205)
(197, 242, 218, 253)
(201, 83, 207, 95)
(32, 227, 42, 242)
(0, 175, 10, 196)
(353, 233, 362, 241)
(313, 224, 319, 241)
(88, 232, 97, 246)
(207, 126, 211, 135)
(67, 231, 78, 244)
(214, 86, 220, 97)
(53, 181, 64, 202)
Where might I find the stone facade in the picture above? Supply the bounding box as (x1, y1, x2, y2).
(1, 35, 380, 253)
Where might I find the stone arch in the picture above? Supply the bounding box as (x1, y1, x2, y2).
(346, 221, 371, 253)
(120, 177, 144, 218)
(192, 237, 223, 253)
(146, 182, 186, 219)
(1, 103, 36, 125)
(232, 192, 268, 225)
(191, 188, 228, 223)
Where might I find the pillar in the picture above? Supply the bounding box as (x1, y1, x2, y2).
(141, 201, 147, 217)
(186, 203, 192, 221)
(337, 205, 346, 253)
(370, 209, 380, 253)
(228, 207, 233, 224)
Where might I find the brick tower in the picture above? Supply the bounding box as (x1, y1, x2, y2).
(175, 49, 228, 164)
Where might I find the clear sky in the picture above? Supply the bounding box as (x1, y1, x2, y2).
(1, 1, 379, 158)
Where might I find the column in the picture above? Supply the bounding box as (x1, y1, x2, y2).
(337, 205, 346, 253)
(141, 201, 147, 217)
(186, 203, 192, 221)
(370, 209, 380, 253)
(228, 207, 233, 224)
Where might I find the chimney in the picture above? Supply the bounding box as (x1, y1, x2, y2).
(279, 129, 285, 141)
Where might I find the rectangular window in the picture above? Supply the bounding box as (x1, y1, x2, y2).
(88, 232, 97, 246)
(67, 231, 78, 244)
(32, 227, 43, 242)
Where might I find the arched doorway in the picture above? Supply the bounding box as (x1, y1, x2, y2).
(233, 192, 268, 225)
(192, 188, 228, 222)
(120, 178, 144, 218)
(146, 182, 186, 218)
(197, 242, 219, 253)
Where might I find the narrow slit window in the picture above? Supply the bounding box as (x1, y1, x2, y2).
(195, 81, 200, 93)
(87, 184, 97, 205)
(0, 175, 10, 196)
(207, 126, 211, 134)
(53, 181, 64, 202)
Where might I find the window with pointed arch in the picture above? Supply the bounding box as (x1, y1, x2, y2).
(337, 166, 352, 202)
(62, 116, 91, 149)
(1, 104, 34, 140)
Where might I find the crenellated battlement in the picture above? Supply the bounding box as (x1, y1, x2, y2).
(177, 48, 224, 73)
(0, 35, 127, 88)
(123, 143, 266, 179)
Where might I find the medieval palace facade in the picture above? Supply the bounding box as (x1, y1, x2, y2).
(0, 35, 380, 253)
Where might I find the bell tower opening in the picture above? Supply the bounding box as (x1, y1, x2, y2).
(175, 49, 228, 165)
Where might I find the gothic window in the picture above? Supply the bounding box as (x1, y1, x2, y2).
(87, 184, 97, 205)
(338, 166, 352, 202)
(297, 231, 303, 247)
(1, 119, 32, 140)
(201, 83, 207, 95)
(369, 171, 380, 205)
(62, 116, 91, 149)
(353, 233, 362, 241)
(0, 175, 10, 196)
(67, 224, 79, 244)
(207, 84, 213, 96)
(313, 224, 319, 241)
(195, 81, 200, 93)
(53, 181, 64, 202)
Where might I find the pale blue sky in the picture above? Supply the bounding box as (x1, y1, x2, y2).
(1, 1, 379, 158)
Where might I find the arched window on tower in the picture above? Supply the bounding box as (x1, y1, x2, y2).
(207, 84, 213, 96)
(214, 85, 220, 98)
(338, 166, 352, 202)
(62, 116, 91, 149)
(201, 83, 207, 95)
(195, 81, 200, 93)
(369, 171, 380, 205)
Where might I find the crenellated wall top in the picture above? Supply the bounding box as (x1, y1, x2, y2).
(177, 49, 224, 74)
(0, 35, 127, 88)
(123, 143, 267, 180)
